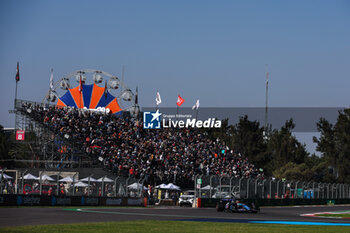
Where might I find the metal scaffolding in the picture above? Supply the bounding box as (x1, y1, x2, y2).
(8, 99, 90, 169)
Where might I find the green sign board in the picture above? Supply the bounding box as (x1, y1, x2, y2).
(297, 188, 303, 198)
(327, 200, 335, 205)
(197, 179, 202, 185)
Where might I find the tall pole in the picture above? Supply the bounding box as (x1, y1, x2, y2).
(14, 82, 18, 131)
(79, 75, 82, 110)
(14, 62, 19, 131)
(122, 65, 125, 92)
(264, 70, 269, 132)
(176, 94, 179, 120)
(15, 82, 18, 107)
(15, 62, 19, 106)
(134, 86, 139, 119)
(156, 89, 159, 111)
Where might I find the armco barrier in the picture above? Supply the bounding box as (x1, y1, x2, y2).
(0, 195, 17, 206)
(81, 197, 100, 206)
(0, 195, 144, 207)
(200, 198, 220, 208)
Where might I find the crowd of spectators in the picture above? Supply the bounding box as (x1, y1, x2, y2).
(21, 103, 264, 188)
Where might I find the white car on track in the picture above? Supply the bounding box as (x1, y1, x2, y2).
(179, 190, 195, 206)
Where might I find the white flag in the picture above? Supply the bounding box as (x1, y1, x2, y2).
(192, 99, 200, 110)
(156, 91, 162, 106)
(50, 69, 54, 90)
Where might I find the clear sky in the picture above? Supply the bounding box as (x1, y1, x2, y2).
(0, 0, 349, 153)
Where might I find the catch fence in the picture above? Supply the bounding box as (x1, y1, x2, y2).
(194, 175, 350, 200)
(2, 170, 350, 200)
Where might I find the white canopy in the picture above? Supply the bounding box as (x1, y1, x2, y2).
(59, 176, 74, 182)
(80, 176, 97, 182)
(128, 182, 148, 190)
(201, 185, 214, 190)
(73, 181, 88, 187)
(0, 173, 13, 179)
(156, 183, 180, 190)
(97, 177, 114, 183)
(21, 173, 39, 180)
(164, 183, 181, 190)
(155, 183, 167, 189)
(40, 175, 54, 181)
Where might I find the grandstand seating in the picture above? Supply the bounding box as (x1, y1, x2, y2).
(18, 102, 264, 188)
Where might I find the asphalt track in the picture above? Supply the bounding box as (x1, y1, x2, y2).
(1, 205, 350, 227)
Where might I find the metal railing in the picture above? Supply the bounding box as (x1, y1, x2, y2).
(193, 175, 350, 200)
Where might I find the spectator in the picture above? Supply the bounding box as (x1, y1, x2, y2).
(48, 187, 53, 196)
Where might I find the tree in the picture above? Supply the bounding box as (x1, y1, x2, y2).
(313, 118, 336, 175)
(273, 162, 313, 181)
(231, 115, 268, 169)
(333, 109, 350, 183)
(206, 116, 310, 177)
(314, 109, 350, 182)
(206, 116, 321, 181)
(265, 119, 309, 175)
(204, 118, 233, 147)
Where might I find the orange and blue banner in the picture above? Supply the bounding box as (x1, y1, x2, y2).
(56, 83, 122, 114)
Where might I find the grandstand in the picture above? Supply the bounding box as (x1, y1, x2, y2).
(13, 98, 263, 189)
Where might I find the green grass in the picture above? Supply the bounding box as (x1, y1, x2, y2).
(1, 220, 350, 233)
(317, 214, 350, 218)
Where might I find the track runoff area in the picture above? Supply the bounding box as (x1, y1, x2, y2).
(1, 205, 350, 228)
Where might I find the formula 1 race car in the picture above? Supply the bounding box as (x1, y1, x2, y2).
(216, 199, 260, 213)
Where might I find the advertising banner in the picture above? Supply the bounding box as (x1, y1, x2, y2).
(1, 195, 144, 207)
(16, 130, 25, 141)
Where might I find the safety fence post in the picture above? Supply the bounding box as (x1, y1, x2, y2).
(219, 176, 223, 197)
(295, 181, 299, 199)
(56, 172, 61, 196)
(238, 178, 242, 199)
(209, 175, 214, 198)
(194, 174, 199, 202)
(246, 178, 250, 199)
(262, 179, 265, 199)
(229, 177, 234, 199)
(21, 170, 26, 195)
(126, 177, 131, 197)
(114, 177, 119, 197)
